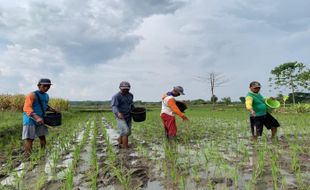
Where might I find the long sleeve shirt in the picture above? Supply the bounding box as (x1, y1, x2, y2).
(161, 92, 184, 118)
(23, 90, 49, 125)
(23, 92, 36, 116)
(111, 92, 134, 118)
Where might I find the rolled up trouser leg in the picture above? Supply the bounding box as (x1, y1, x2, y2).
(117, 118, 131, 136)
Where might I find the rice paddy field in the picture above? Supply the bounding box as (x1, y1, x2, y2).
(0, 105, 309, 190)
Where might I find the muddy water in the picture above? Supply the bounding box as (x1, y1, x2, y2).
(45, 122, 94, 189)
(72, 127, 94, 189)
(97, 117, 153, 189)
(0, 122, 91, 189)
(130, 131, 310, 190)
(0, 162, 26, 187)
(136, 143, 233, 189)
(2, 116, 309, 190)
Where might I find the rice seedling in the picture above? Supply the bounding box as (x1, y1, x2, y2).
(112, 164, 133, 190)
(280, 176, 288, 190)
(256, 148, 265, 177)
(61, 120, 92, 189)
(229, 166, 240, 188)
(50, 149, 60, 173)
(250, 167, 258, 186)
(34, 172, 47, 190)
(12, 170, 24, 190)
(90, 118, 99, 190)
(178, 175, 187, 190)
(63, 167, 74, 190)
(192, 164, 200, 182)
(1, 104, 309, 189)
(270, 152, 279, 190)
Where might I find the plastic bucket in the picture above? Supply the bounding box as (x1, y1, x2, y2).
(176, 101, 187, 113)
(265, 98, 280, 109)
(44, 112, 62, 126)
(131, 107, 146, 122)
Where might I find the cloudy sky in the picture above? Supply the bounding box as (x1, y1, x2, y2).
(0, 0, 309, 101)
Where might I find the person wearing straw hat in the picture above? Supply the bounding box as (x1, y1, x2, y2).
(111, 81, 134, 149)
(245, 81, 280, 140)
(160, 86, 189, 140)
(22, 78, 57, 156)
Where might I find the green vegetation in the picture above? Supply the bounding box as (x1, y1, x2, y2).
(269, 61, 310, 105)
(0, 103, 309, 189)
(0, 94, 69, 111)
(128, 106, 310, 189)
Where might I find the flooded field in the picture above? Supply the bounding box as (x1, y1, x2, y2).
(0, 107, 309, 189)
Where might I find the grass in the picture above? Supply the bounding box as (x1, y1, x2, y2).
(0, 111, 21, 150)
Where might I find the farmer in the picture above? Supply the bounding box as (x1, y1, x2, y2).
(23, 78, 57, 156)
(111, 81, 134, 149)
(160, 86, 189, 140)
(245, 81, 280, 140)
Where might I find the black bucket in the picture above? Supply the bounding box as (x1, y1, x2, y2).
(44, 112, 62, 126)
(176, 101, 187, 113)
(131, 107, 146, 122)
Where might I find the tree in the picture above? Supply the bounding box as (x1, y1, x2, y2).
(221, 97, 231, 105)
(196, 72, 229, 109)
(276, 93, 284, 101)
(239, 96, 245, 103)
(288, 92, 310, 103)
(269, 62, 310, 105)
(190, 99, 207, 105)
(210, 95, 218, 103)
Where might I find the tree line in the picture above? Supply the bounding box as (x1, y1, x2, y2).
(197, 61, 310, 106)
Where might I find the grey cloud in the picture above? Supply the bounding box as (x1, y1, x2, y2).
(1, 0, 309, 101)
(164, 0, 310, 71)
(124, 0, 184, 17)
(0, 44, 66, 88)
(0, 75, 25, 94)
(0, 0, 184, 66)
(226, 0, 310, 32)
(62, 36, 141, 64)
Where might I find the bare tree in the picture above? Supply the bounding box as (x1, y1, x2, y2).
(196, 72, 229, 109)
